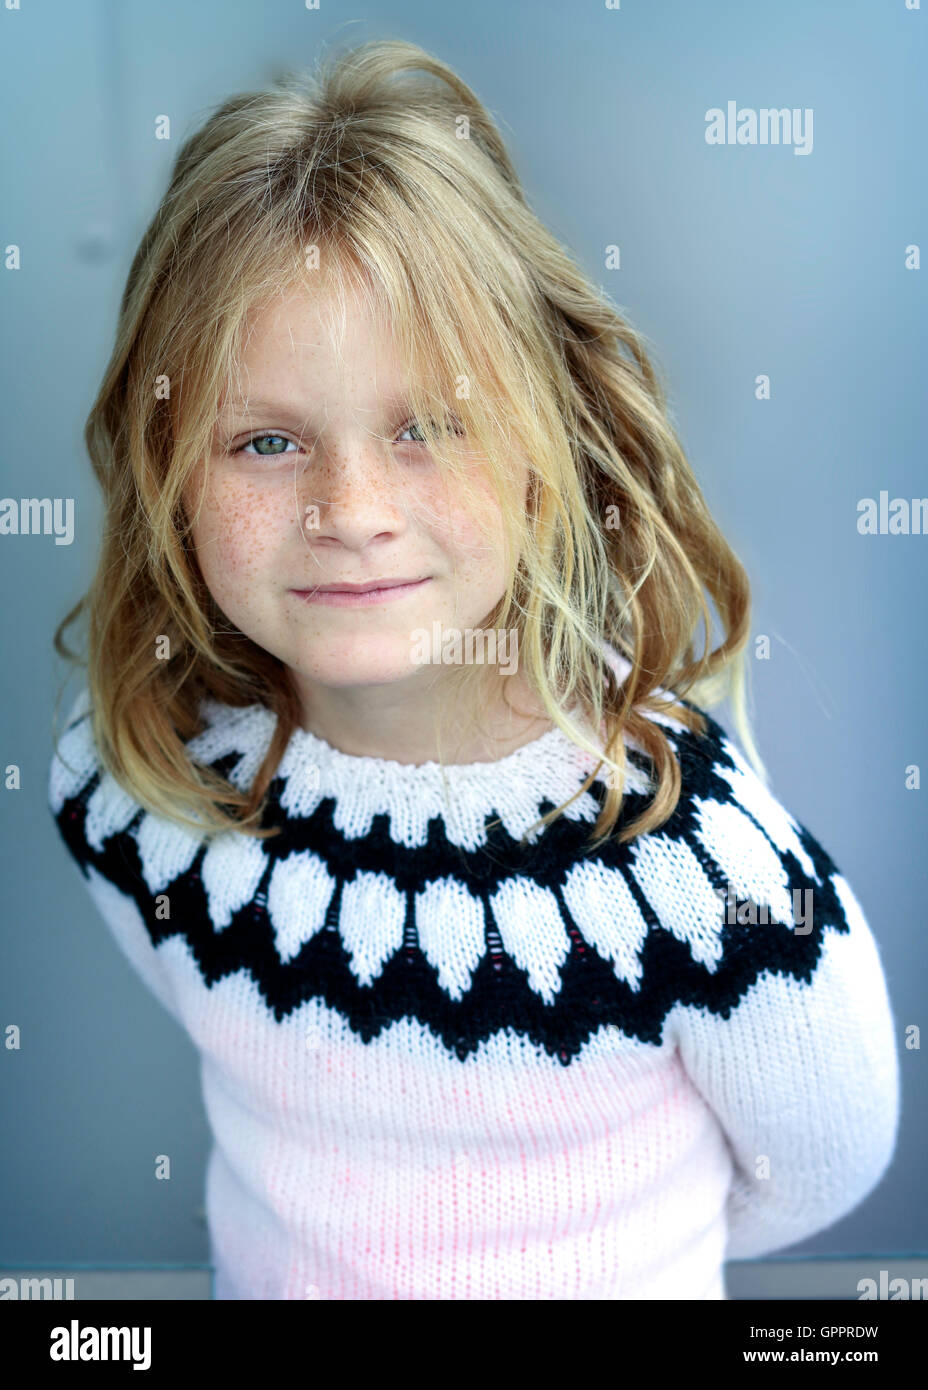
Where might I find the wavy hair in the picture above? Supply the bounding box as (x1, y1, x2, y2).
(53, 36, 766, 851)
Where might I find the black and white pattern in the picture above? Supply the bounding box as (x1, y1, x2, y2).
(51, 682, 854, 1063)
(47, 669, 900, 1297)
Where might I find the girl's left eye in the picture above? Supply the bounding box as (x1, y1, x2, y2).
(396, 421, 427, 444)
(397, 417, 464, 444)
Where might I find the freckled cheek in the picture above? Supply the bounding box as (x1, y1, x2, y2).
(192, 483, 293, 590)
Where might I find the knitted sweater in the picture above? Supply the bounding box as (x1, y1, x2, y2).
(47, 655, 900, 1300)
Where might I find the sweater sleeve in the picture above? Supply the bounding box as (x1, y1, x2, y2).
(47, 688, 186, 1028)
(661, 718, 901, 1261)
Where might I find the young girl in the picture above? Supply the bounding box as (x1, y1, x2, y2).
(49, 38, 899, 1300)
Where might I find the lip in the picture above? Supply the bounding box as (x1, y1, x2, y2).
(312, 577, 425, 594)
(289, 577, 431, 608)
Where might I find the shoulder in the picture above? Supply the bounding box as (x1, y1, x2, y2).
(48, 687, 144, 874)
(48, 686, 98, 810)
(49, 686, 275, 794)
(621, 690, 843, 912)
(595, 690, 859, 997)
(48, 687, 275, 873)
(599, 643, 831, 884)
(648, 694, 834, 891)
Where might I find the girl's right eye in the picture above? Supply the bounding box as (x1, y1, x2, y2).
(235, 433, 299, 457)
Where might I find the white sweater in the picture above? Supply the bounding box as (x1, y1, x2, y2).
(47, 656, 900, 1300)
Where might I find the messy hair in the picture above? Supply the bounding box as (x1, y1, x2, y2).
(53, 36, 766, 851)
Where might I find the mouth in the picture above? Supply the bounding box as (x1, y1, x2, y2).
(289, 577, 431, 608)
(309, 577, 427, 594)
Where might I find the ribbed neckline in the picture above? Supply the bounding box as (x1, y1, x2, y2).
(285, 710, 584, 779)
(187, 644, 632, 848)
(189, 642, 639, 806)
(269, 698, 619, 849)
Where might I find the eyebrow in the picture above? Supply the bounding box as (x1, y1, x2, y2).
(214, 399, 317, 429)
(214, 392, 419, 427)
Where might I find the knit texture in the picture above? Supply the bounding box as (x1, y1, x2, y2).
(47, 652, 900, 1300)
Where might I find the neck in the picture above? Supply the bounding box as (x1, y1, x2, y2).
(291, 664, 557, 766)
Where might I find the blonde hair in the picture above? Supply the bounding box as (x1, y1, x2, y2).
(53, 36, 766, 852)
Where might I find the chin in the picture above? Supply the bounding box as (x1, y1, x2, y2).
(293, 642, 427, 689)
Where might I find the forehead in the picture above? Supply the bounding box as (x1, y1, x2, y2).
(215, 281, 418, 422)
(236, 279, 394, 364)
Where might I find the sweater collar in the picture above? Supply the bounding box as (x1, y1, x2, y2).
(188, 694, 631, 852)
(183, 648, 656, 850)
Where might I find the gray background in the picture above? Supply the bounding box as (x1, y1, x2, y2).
(1, 0, 925, 1277)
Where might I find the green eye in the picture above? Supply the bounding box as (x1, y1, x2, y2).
(238, 434, 298, 457)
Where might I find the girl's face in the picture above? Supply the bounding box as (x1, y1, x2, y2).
(184, 284, 527, 710)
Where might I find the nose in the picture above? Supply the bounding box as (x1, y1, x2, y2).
(298, 436, 408, 550)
